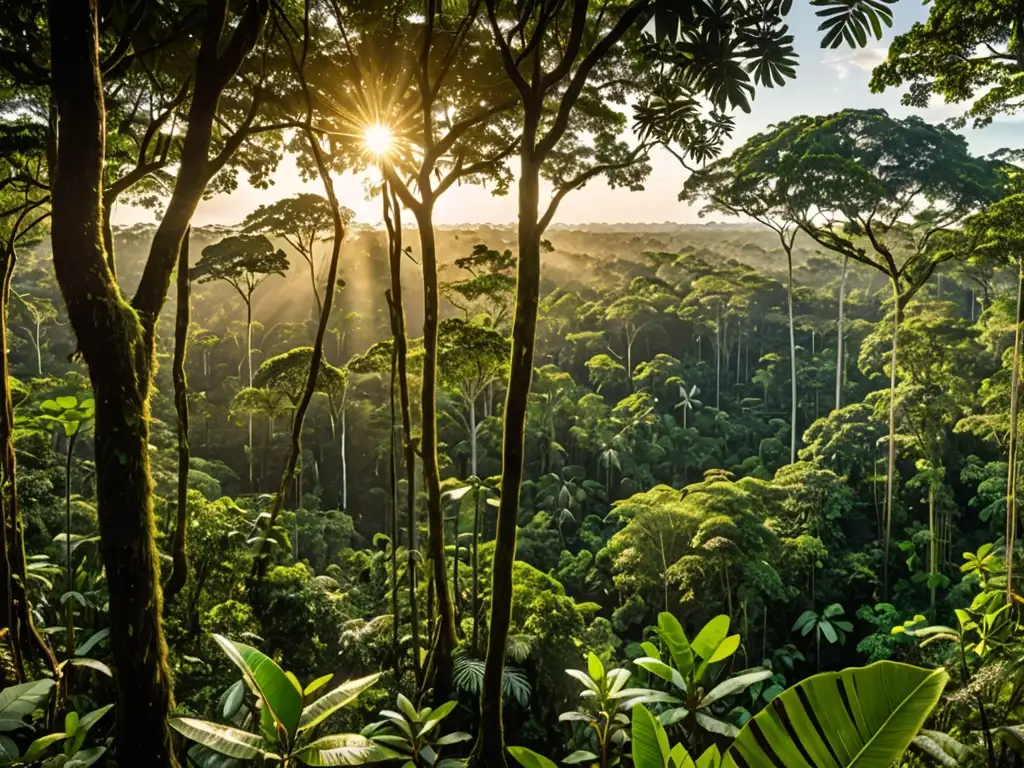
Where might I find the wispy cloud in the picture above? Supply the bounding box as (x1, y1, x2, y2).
(822, 46, 888, 80)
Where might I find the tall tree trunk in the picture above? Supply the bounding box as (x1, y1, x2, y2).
(414, 209, 457, 698)
(0, 247, 55, 680)
(470, 400, 477, 478)
(383, 187, 420, 683)
(389, 343, 400, 672)
(453, 501, 461, 626)
(246, 300, 254, 489)
(715, 309, 721, 410)
(340, 405, 347, 510)
(1006, 259, 1024, 603)
(64, 432, 77, 661)
(928, 478, 937, 611)
(34, 322, 42, 376)
(472, 486, 481, 652)
(473, 146, 543, 767)
(787, 249, 797, 464)
(883, 279, 900, 598)
(835, 255, 848, 411)
(251, 127, 345, 582)
(166, 231, 191, 600)
(48, 2, 178, 762)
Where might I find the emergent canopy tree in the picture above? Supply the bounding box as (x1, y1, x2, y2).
(241, 193, 355, 318)
(682, 155, 802, 465)
(706, 109, 1006, 597)
(960, 194, 1024, 601)
(469, 0, 898, 762)
(192, 234, 289, 489)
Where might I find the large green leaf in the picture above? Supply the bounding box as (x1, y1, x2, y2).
(656, 613, 694, 677)
(507, 746, 558, 768)
(299, 673, 379, 733)
(691, 616, 730, 661)
(699, 670, 773, 709)
(0, 679, 54, 728)
(722, 661, 949, 767)
(213, 634, 303, 742)
(293, 733, 397, 765)
(169, 717, 272, 760)
(632, 704, 669, 768)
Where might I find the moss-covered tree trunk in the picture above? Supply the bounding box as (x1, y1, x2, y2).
(0, 246, 55, 680)
(48, 5, 178, 763)
(166, 231, 191, 600)
(474, 143, 543, 767)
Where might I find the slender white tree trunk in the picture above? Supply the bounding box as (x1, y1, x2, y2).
(341, 406, 348, 510)
(715, 309, 721, 410)
(883, 280, 900, 597)
(35, 320, 43, 375)
(247, 301, 254, 489)
(787, 252, 797, 464)
(836, 255, 848, 411)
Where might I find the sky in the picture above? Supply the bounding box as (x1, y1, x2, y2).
(114, 3, 1023, 229)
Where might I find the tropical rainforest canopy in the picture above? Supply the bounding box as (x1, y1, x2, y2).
(0, 0, 1023, 766)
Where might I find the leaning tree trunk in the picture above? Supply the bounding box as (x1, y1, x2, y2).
(251, 127, 344, 583)
(48, 2, 178, 763)
(835, 255, 848, 411)
(473, 145, 543, 767)
(384, 185, 421, 684)
(166, 231, 191, 600)
(1006, 258, 1024, 604)
(786, 248, 797, 463)
(0, 247, 55, 680)
(413, 208, 457, 698)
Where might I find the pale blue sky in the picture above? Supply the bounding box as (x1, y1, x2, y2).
(116, 2, 1021, 228)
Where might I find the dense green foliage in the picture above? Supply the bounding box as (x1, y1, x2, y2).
(4, 0, 1024, 765)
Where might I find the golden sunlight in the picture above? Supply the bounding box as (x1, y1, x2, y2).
(363, 124, 394, 157)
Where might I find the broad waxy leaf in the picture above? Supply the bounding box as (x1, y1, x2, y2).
(169, 717, 273, 761)
(213, 634, 303, 742)
(722, 661, 949, 767)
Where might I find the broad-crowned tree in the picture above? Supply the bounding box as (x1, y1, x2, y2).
(242, 193, 355, 318)
(703, 109, 1005, 596)
(956, 194, 1024, 601)
(442, 244, 517, 331)
(682, 154, 803, 465)
(871, 0, 1024, 131)
(193, 234, 289, 489)
(438, 318, 508, 480)
(253, 346, 350, 507)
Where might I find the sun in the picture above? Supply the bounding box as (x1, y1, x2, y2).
(363, 124, 394, 157)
